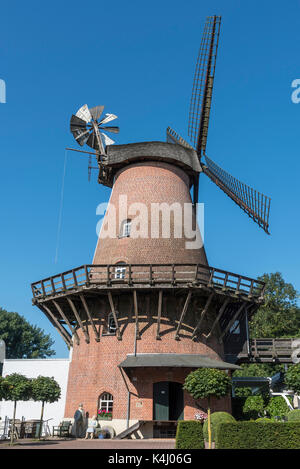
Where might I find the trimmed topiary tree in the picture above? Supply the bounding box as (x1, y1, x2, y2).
(2, 373, 32, 444)
(266, 396, 290, 421)
(183, 368, 232, 449)
(287, 409, 300, 421)
(285, 364, 300, 395)
(31, 376, 61, 439)
(243, 395, 265, 420)
(203, 411, 236, 443)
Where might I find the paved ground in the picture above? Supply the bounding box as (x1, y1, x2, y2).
(0, 438, 176, 450)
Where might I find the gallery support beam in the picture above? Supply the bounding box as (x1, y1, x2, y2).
(52, 300, 80, 345)
(108, 292, 122, 341)
(205, 297, 230, 340)
(67, 297, 90, 344)
(175, 290, 192, 340)
(79, 294, 100, 342)
(192, 292, 214, 340)
(40, 304, 72, 347)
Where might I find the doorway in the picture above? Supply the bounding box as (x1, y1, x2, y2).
(153, 381, 184, 421)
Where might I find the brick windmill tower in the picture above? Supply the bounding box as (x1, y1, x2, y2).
(32, 16, 269, 438)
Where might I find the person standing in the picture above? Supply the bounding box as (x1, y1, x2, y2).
(74, 403, 85, 438)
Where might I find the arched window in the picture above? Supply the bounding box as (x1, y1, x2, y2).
(98, 392, 113, 418)
(119, 219, 131, 238)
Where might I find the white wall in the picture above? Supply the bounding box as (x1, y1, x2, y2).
(0, 358, 70, 430)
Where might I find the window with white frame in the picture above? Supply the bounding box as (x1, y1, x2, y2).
(119, 219, 131, 238)
(114, 262, 126, 280)
(98, 392, 113, 414)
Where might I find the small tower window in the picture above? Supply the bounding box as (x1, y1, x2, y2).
(119, 219, 131, 238)
(108, 312, 117, 334)
(114, 262, 126, 280)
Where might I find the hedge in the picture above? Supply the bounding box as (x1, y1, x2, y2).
(287, 409, 300, 421)
(203, 412, 236, 442)
(215, 422, 300, 449)
(175, 421, 204, 449)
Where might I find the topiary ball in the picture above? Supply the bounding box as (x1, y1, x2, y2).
(203, 411, 236, 442)
(255, 417, 272, 423)
(287, 409, 300, 421)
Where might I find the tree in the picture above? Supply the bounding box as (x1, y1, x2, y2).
(0, 308, 55, 358)
(31, 376, 61, 439)
(285, 363, 300, 394)
(243, 395, 265, 420)
(183, 368, 232, 449)
(2, 373, 32, 444)
(250, 272, 300, 338)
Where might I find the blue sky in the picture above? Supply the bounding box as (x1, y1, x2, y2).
(0, 0, 299, 358)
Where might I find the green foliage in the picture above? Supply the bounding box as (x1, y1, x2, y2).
(31, 376, 61, 403)
(249, 272, 300, 338)
(234, 387, 252, 398)
(266, 396, 290, 420)
(233, 362, 284, 378)
(183, 368, 231, 401)
(285, 364, 300, 394)
(2, 373, 32, 402)
(202, 412, 236, 442)
(175, 421, 204, 449)
(287, 409, 300, 421)
(255, 417, 272, 422)
(215, 422, 300, 449)
(243, 395, 265, 420)
(0, 308, 55, 358)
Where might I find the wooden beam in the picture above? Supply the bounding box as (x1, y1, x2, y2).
(205, 297, 230, 340)
(79, 294, 100, 342)
(218, 302, 247, 343)
(192, 293, 214, 340)
(133, 290, 141, 340)
(52, 300, 80, 345)
(156, 290, 163, 340)
(67, 297, 90, 344)
(40, 304, 72, 346)
(175, 290, 192, 340)
(108, 292, 121, 340)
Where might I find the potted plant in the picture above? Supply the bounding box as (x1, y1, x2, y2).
(97, 409, 112, 420)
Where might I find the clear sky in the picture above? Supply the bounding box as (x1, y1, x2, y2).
(0, 0, 299, 358)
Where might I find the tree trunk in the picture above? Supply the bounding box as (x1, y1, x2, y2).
(10, 401, 17, 445)
(38, 401, 45, 439)
(207, 397, 212, 450)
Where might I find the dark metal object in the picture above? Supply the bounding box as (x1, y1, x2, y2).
(203, 154, 271, 233)
(188, 15, 221, 155)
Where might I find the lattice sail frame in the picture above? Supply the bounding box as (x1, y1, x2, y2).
(203, 154, 271, 233)
(188, 15, 221, 155)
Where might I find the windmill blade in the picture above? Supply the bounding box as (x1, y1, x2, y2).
(75, 104, 92, 123)
(188, 15, 221, 156)
(101, 132, 115, 146)
(101, 126, 120, 134)
(90, 105, 104, 121)
(100, 113, 118, 125)
(166, 127, 194, 149)
(202, 154, 271, 234)
(70, 115, 91, 146)
(86, 131, 97, 150)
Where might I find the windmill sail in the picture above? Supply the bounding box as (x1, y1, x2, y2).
(202, 154, 271, 234)
(188, 15, 221, 156)
(166, 127, 194, 149)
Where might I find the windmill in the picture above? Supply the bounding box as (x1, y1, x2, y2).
(167, 15, 271, 234)
(69, 103, 119, 183)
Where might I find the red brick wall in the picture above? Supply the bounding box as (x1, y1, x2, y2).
(93, 161, 208, 266)
(64, 320, 231, 421)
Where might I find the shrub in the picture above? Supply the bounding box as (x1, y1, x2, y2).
(203, 412, 236, 442)
(285, 364, 300, 394)
(215, 422, 300, 449)
(266, 396, 290, 420)
(255, 417, 272, 422)
(242, 395, 265, 420)
(175, 421, 204, 449)
(287, 409, 300, 421)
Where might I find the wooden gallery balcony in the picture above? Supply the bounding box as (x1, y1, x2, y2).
(31, 264, 265, 348)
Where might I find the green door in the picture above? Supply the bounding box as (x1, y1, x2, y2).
(153, 382, 169, 420)
(153, 382, 184, 421)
